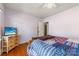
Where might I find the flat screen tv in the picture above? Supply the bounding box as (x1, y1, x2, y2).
(4, 27, 17, 35)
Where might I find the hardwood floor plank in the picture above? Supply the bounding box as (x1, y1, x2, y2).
(1, 43, 28, 56)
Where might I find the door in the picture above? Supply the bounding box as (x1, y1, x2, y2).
(38, 21, 49, 36)
(38, 21, 44, 36)
(0, 27, 1, 55)
(44, 22, 49, 36)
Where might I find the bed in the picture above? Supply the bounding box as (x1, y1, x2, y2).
(27, 35, 79, 56)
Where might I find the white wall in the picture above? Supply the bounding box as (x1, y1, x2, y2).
(43, 5, 79, 39)
(5, 9, 40, 43)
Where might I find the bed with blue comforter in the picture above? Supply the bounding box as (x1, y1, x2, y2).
(27, 39, 79, 56)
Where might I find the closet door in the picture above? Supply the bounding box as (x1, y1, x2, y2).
(0, 35, 2, 55)
(0, 26, 1, 55)
(0, 4, 4, 55)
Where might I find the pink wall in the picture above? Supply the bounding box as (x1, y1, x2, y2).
(5, 9, 40, 43)
(43, 6, 79, 39)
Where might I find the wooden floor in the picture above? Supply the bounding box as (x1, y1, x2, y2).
(1, 43, 28, 56)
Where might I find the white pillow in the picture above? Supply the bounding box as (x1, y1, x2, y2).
(43, 39, 55, 45)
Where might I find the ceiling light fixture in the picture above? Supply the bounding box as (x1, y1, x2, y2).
(43, 3, 57, 8)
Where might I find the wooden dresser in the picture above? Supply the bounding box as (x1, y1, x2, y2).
(2, 35, 19, 53)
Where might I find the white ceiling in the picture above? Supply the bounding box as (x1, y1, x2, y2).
(3, 3, 79, 19)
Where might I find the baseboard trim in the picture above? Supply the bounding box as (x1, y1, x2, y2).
(19, 39, 32, 45)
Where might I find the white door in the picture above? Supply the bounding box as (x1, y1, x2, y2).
(38, 21, 44, 36)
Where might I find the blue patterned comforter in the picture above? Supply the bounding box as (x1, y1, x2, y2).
(27, 40, 79, 56)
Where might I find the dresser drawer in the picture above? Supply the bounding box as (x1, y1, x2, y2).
(2, 35, 19, 53)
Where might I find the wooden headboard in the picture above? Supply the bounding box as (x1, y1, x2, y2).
(26, 35, 55, 47)
(32, 35, 55, 41)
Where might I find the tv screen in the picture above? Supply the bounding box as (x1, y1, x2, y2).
(4, 27, 17, 35)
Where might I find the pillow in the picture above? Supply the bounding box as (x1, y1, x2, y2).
(43, 39, 56, 45)
(53, 36, 68, 44)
